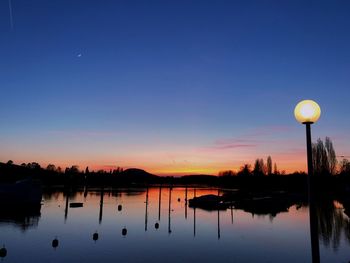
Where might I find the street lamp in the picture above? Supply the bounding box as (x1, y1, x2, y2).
(294, 100, 321, 176)
(294, 99, 321, 263)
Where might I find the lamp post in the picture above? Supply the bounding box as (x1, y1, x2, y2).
(294, 99, 321, 263)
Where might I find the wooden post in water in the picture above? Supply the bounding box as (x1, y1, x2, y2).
(64, 188, 70, 222)
(193, 188, 196, 237)
(145, 187, 149, 231)
(185, 186, 188, 219)
(99, 186, 104, 224)
(158, 185, 162, 221)
(217, 188, 220, 239)
(168, 186, 172, 234)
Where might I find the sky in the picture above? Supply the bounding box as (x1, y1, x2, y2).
(1, 0, 350, 175)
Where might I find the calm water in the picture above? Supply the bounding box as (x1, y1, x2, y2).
(1, 187, 350, 263)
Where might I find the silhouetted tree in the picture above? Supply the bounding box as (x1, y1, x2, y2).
(46, 164, 56, 172)
(65, 165, 80, 175)
(237, 164, 252, 176)
(112, 167, 124, 175)
(267, 156, 272, 175)
(6, 160, 13, 165)
(218, 170, 236, 177)
(27, 162, 41, 170)
(312, 137, 337, 175)
(273, 162, 279, 175)
(325, 137, 337, 175)
(339, 159, 350, 175)
(253, 158, 265, 176)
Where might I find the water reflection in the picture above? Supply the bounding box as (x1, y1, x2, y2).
(0, 204, 41, 231)
(28, 187, 350, 244)
(0, 187, 350, 262)
(316, 197, 350, 250)
(228, 191, 303, 218)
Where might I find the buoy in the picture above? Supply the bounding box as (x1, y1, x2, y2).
(52, 238, 59, 249)
(122, 227, 127, 236)
(118, 205, 122, 211)
(93, 232, 99, 241)
(155, 223, 159, 229)
(178, 198, 180, 202)
(0, 246, 7, 259)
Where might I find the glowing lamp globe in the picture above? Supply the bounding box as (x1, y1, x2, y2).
(294, 100, 321, 124)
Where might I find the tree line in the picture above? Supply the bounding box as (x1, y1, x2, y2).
(4, 161, 124, 176)
(219, 137, 350, 177)
(218, 155, 285, 177)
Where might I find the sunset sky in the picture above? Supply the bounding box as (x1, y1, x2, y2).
(1, 1, 350, 175)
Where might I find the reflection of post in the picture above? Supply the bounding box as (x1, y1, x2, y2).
(99, 187, 104, 224)
(185, 186, 188, 219)
(217, 209, 220, 240)
(306, 123, 320, 263)
(231, 202, 233, 224)
(158, 185, 162, 221)
(217, 188, 220, 239)
(64, 189, 69, 222)
(83, 184, 88, 199)
(168, 187, 172, 234)
(193, 188, 196, 237)
(309, 201, 320, 263)
(145, 187, 149, 231)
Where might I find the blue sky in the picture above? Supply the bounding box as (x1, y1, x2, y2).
(1, 0, 350, 174)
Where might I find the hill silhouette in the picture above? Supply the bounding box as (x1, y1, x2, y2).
(119, 168, 158, 182)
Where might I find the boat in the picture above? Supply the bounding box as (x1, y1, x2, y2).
(69, 202, 83, 208)
(189, 194, 229, 210)
(0, 179, 42, 207)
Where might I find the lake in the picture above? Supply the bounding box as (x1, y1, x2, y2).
(1, 187, 350, 262)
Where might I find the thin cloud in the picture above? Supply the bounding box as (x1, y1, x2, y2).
(200, 125, 293, 152)
(200, 141, 257, 152)
(212, 144, 257, 150)
(47, 130, 120, 138)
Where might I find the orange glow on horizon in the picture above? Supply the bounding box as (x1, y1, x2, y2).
(11, 157, 307, 176)
(7, 142, 306, 176)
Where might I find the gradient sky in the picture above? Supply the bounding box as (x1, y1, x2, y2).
(1, 0, 350, 175)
